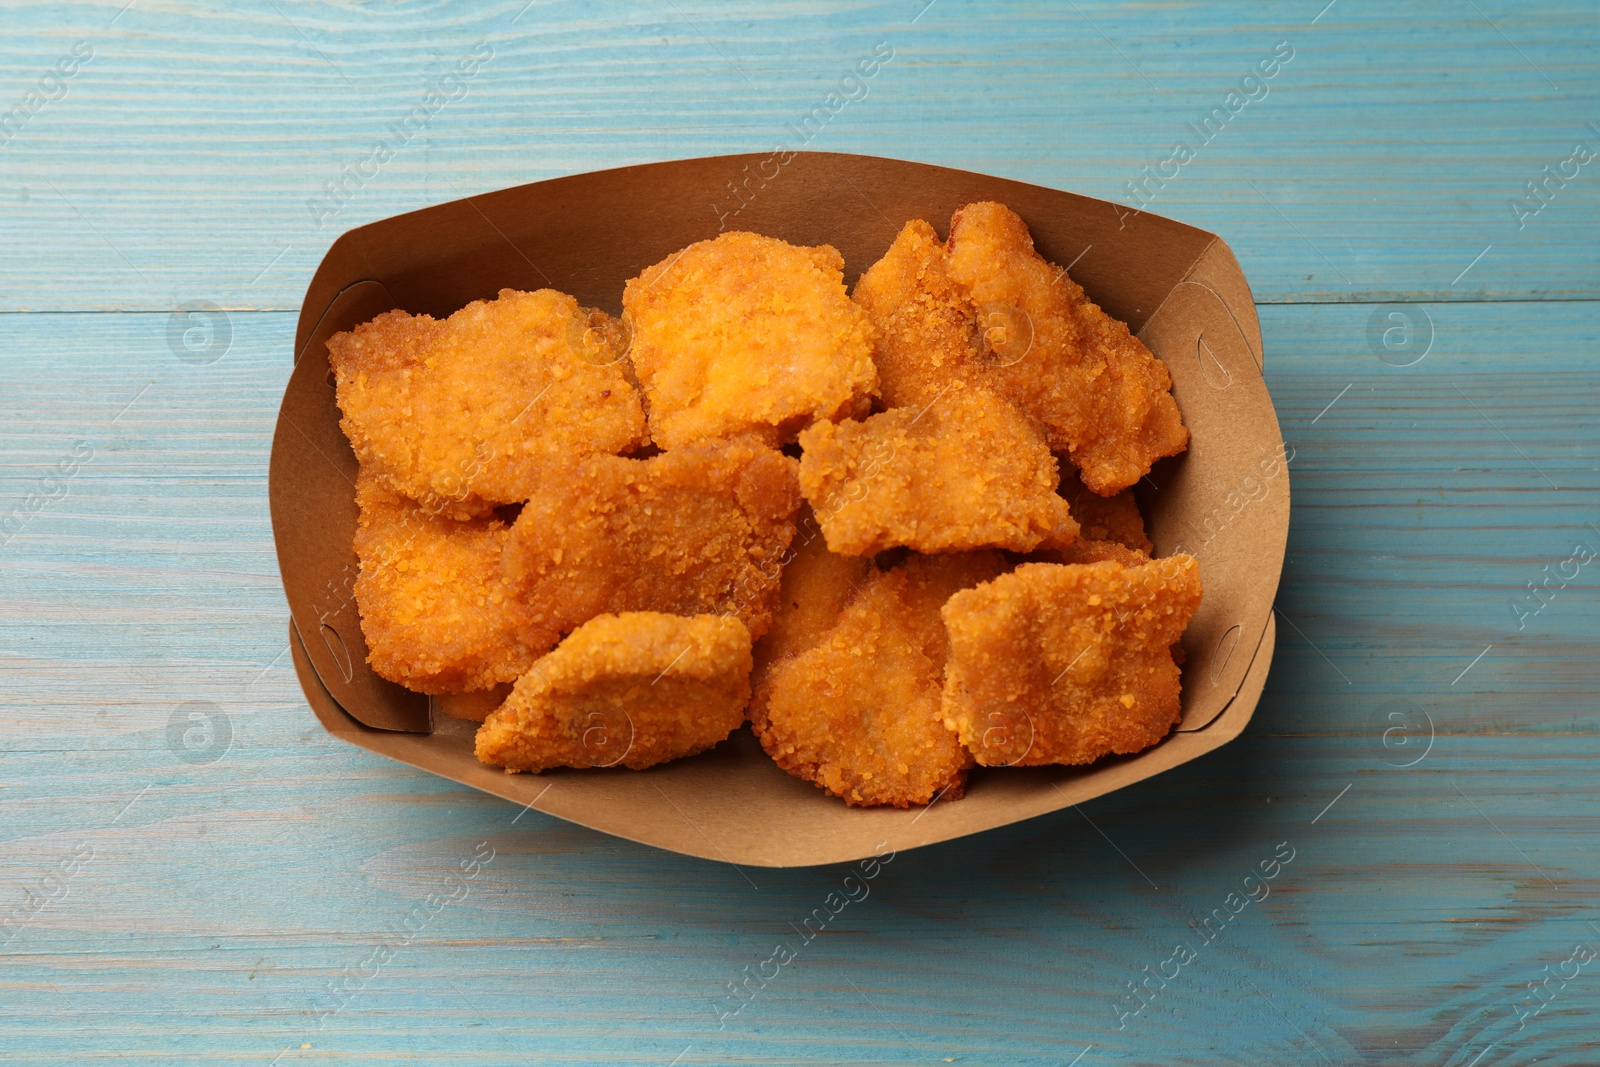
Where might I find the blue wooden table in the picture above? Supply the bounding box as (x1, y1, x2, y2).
(3, 2, 1597, 1063)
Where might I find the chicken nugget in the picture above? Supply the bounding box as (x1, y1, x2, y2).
(749, 506, 875, 708)
(504, 435, 800, 642)
(797, 382, 1078, 555)
(852, 218, 984, 409)
(1057, 470, 1152, 554)
(622, 232, 878, 448)
(753, 552, 1008, 807)
(946, 202, 1188, 495)
(475, 612, 752, 773)
(329, 288, 645, 519)
(352, 467, 548, 694)
(941, 556, 1202, 767)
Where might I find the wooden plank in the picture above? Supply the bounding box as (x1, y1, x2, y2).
(0, 1, 1594, 313)
(1, 299, 1597, 1061)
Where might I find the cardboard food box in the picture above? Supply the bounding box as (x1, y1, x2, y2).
(270, 152, 1289, 868)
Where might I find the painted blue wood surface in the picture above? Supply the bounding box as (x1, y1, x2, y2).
(2, 2, 1598, 1064)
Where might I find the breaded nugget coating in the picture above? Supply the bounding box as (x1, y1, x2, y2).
(1056, 470, 1152, 554)
(797, 383, 1078, 555)
(475, 612, 752, 773)
(504, 435, 800, 643)
(622, 232, 879, 448)
(753, 552, 1007, 807)
(749, 506, 875, 717)
(329, 288, 645, 520)
(1032, 538, 1151, 568)
(946, 202, 1188, 495)
(352, 467, 544, 694)
(852, 219, 984, 410)
(941, 556, 1202, 767)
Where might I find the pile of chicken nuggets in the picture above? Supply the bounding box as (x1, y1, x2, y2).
(327, 201, 1203, 808)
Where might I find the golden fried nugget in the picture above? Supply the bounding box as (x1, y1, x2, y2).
(504, 436, 800, 643)
(749, 506, 875, 707)
(941, 556, 1202, 768)
(946, 202, 1188, 494)
(797, 382, 1078, 555)
(852, 219, 984, 409)
(622, 232, 878, 448)
(475, 612, 752, 773)
(1057, 470, 1152, 554)
(753, 552, 1008, 807)
(329, 288, 645, 520)
(352, 468, 546, 694)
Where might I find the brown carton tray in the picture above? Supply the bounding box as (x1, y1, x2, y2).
(270, 152, 1289, 868)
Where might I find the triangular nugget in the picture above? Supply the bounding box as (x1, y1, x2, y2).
(476, 612, 751, 773)
(753, 552, 1008, 807)
(946, 202, 1188, 494)
(851, 218, 985, 410)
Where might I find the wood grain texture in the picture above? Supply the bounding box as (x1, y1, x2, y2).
(0, 0, 1596, 311)
(2, 1, 1598, 1064)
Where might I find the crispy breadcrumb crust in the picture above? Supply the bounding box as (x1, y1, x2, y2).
(797, 382, 1078, 555)
(329, 288, 644, 520)
(1031, 538, 1151, 568)
(946, 202, 1188, 495)
(475, 612, 752, 773)
(852, 218, 985, 410)
(1056, 470, 1153, 554)
(352, 467, 546, 694)
(752, 552, 1008, 807)
(748, 506, 875, 722)
(941, 556, 1202, 767)
(503, 435, 801, 643)
(622, 232, 878, 448)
